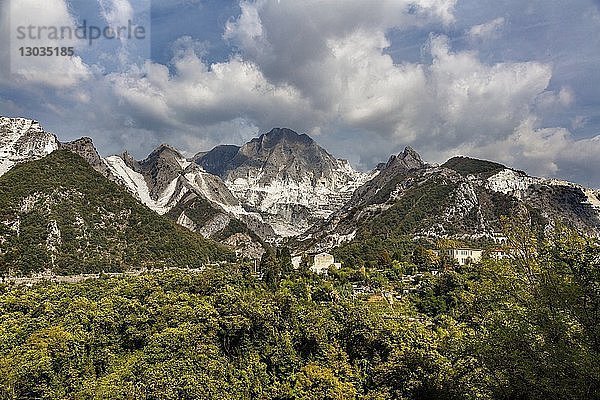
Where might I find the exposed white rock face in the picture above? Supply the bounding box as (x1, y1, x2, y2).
(298, 146, 429, 250)
(4, 115, 600, 252)
(486, 169, 541, 198)
(301, 153, 600, 252)
(103, 129, 373, 239)
(443, 181, 479, 221)
(177, 212, 197, 231)
(103, 145, 274, 246)
(184, 167, 243, 213)
(0, 120, 370, 241)
(584, 189, 600, 209)
(0, 117, 59, 176)
(198, 213, 231, 238)
(197, 128, 372, 237)
(488, 168, 600, 213)
(103, 147, 246, 218)
(104, 155, 183, 214)
(227, 170, 369, 237)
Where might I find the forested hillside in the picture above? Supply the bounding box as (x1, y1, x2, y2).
(1, 227, 598, 399)
(0, 151, 232, 276)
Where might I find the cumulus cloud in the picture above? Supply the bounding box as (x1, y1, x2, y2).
(108, 46, 320, 134)
(446, 116, 600, 186)
(3, 0, 91, 88)
(101, 1, 577, 182)
(219, 2, 560, 154)
(224, 0, 456, 108)
(2, 0, 600, 187)
(218, 1, 600, 185)
(467, 17, 505, 41)
(425, 36, 552, 147)
(98, 0, 134, 28)
(97, 0, 151, 66)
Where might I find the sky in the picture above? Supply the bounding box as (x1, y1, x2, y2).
(1, 0, 600, 187)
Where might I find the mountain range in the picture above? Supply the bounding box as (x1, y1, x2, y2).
(299, 148, 600, 256)
(1, 116, 599, 274)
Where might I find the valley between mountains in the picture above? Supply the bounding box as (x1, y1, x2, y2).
(1, 116, 600, 275)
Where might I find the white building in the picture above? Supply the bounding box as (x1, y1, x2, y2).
(291, 256, 302, 270)
(489, 249, 511, 260)
(440, 248, 483, 266)
(311, 253, 341, 275)
(492, 233, 508, 245)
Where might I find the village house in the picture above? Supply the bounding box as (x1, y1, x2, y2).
(291, 256, 302, 270)
(310, 252, 341, 275)
(492, 232, 508, 245)
(438, 248, 484, 265)
(489, 248, 511, 260)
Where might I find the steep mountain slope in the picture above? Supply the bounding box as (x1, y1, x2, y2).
(5, 115, 598, 261)
(60, 137, 115, 178)
(193, 144, 240, 176)
(0, 117, 59, 176)
(300, 150, 600, 253)
(104, 145, 270, 257)
(0, 116, 269, 255)
(105, 145, 194, 214)
(196, 128, 372, 236)
(0, 151, 232, 276)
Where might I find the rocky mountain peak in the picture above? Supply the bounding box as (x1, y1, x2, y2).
(0, 117, 43, 135)
(60, 137, 98, 161)
(0, 116, 59, 176)
(401, 145, 421, 161)
(140, 143, 190, 172)
(119, 150, 140, 171)
(145, 143, 185, 162)
(235, 128, 322, 175)
(0, 116, 55, 144)
(191, 127, 372, 237)
(60, 137, 112, 177)
(135, 144, 189, 199)
(384, 146, 425, 171)
(194, 144, 240, 176)
(255, 127, 314, 147)
(196, 128, 334, 182)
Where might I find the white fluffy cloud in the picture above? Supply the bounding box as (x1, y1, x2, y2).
(2, 0, 599, 186)
(468, 17, 505, 41)
(216, 1, 597, 183)
(110, 1, 589, 181)
(3, 0, 91, 88)
(98, 0, 134, 28)
(446, 116, 600, 185)
(223, 0, 456, 109)
(109, 49, 319, 133)
(426, 36, 552, 146)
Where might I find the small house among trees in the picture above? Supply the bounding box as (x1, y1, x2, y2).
(437, 248, 483, 265)
(311, 253, 341, 275)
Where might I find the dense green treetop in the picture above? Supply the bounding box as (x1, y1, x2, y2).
(0, 228, 598, 399)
